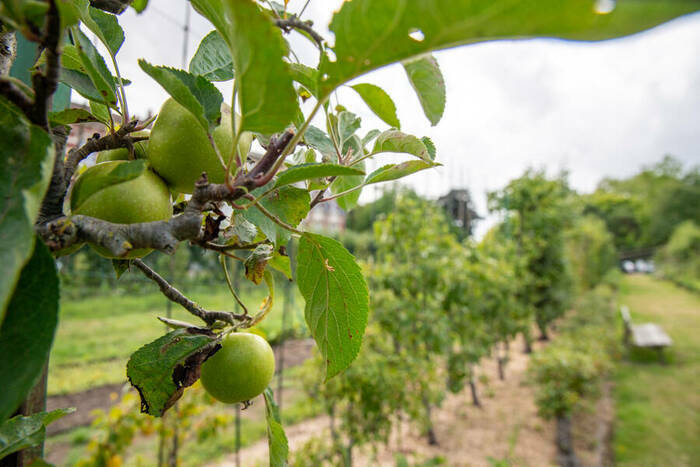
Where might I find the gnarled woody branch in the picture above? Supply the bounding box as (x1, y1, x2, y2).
(133, 259, 248, 326)
(37, 130, 295, 257)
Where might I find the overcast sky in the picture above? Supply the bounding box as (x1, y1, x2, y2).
(90, 1, 700, 236)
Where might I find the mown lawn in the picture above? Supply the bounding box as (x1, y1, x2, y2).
(50, 282, 305, 395)
(615, 274, 700, 466)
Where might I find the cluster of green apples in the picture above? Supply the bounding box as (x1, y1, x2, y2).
(72, 100, 274, 404)
(70, 98, 254, 259)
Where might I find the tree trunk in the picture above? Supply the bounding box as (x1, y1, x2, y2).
(497, 356, 505, 381)
(555, 415, 579, 467)
(422, 396, 438, 446)
(0, 365, 49, 467)
(469, 369, 482, 408)
(523, 331, 533, 354)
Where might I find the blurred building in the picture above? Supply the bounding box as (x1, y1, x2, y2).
(438, 188, 481, 238)
(302, 198, 346, 233)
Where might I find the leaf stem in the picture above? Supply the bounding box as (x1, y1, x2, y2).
(253, 200, 304, 235)
(110, 52, 129, 125)
(220, 255, 250, 315)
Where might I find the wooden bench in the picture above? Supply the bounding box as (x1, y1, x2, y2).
(620, 305, 672, 362)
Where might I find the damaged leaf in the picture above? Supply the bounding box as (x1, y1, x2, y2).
(126, 328, 220, 416)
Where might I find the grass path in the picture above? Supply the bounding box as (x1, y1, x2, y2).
(615, 275, 700, 466)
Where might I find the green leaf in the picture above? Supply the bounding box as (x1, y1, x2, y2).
(330, 160, 365, 211)
(0, 240, 59, 422)
(304, 126, 336, 161)
(421, 136, 436, 160)
(263, 388, 288, 467)
(243, 186, 310, 246)
(274, 163, 365, 189)
(190, 0, 299, 133)
(227, 214, 258, 245)
(0, 98, 55, 324)
(72, 28, 118, 108)
(0, 409, 74, 459)
(245, 244, 274, 285)
(362, 129, 381, 146)
(371, 130, 431, 162)
(268, 252, 292, 281)
(350, 83, 400, 128)
(112, 259, 130, 279)
(296, 233, 369, 379)
(289, 63, 318, 97)
(319, 0, 700, 96)
(131, 0, 149, 13)
(69, 159, 147, 212)
(189, 30, 234, 82)
(337, 111, 361, 147)
(138, 60, 223, 132)
(364, 160, 437, 185)
(48, 108, 102, 125)
(127, 329, 219, 417)
(402, 54, 445, 126)
(79, 3, 125, 56)
(90, 101, 112, 126)
(58, 68, 110, 105)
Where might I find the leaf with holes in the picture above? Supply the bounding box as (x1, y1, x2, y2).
(126, 329, 220, 416)
(296, 233, 369, 379)
(319, 0, 700, 96)
(403, 54, 445, 126)
(189, 30, 233, 81)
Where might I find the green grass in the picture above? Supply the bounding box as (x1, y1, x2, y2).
(50, 283, 306, 395)
(614, 275, 700, 466)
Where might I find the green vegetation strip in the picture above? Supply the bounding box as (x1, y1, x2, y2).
(615, 275, 699, 466)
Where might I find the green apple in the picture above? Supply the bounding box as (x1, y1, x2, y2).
(95, 130, 150, 163)
(200, 332, 275, 404)
(147, 98, 254, 194)
(70, 160, 173, 258)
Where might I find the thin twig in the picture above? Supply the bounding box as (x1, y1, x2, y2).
(220, 255, 249, 315)
(31, 0, 62, 129)
(0, 78, 34, 115)
(133, 259, 249, 326)
(274, 15, 324, 49)
(63, 119, 140, 183)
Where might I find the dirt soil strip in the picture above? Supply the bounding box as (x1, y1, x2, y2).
(46, 339, 315, 435)
(216, 337, 612, 467)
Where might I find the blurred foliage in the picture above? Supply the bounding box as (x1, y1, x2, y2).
(488, 169, 574, 340)
(565, 215, 617, 292)
(654, 220, 700, 292)
(585, 155, 699, 250)
(527, 284, 618, 420)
